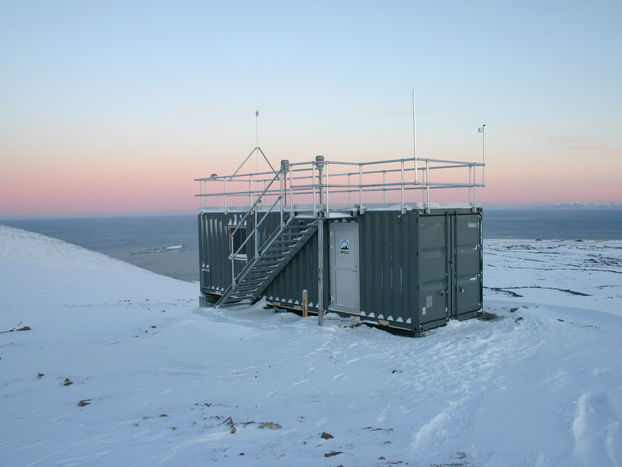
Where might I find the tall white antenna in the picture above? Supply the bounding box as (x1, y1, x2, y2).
(412, 90, 417, 184)
(255, 110, 259, 148)
(255, 110, 259, 176)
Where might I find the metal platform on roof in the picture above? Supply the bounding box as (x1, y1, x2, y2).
(199, 202, 477, 214)
(196, 150, 485, 216)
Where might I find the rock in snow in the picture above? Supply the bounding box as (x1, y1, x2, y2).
(1, 225, 621, 466)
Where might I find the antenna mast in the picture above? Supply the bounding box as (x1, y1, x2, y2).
(412, 90, 417, 184)
(255, 110, 259, 176)
(255, 110, 259, 148)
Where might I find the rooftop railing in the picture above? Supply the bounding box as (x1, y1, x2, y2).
(196, 152, 485, 216)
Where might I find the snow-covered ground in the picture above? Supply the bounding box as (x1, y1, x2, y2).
(1, 226, 621, 466)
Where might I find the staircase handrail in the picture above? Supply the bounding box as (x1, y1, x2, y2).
(231, 192, 283, 261)
(228, 169, 282, 258)
(228, 216, 294, 299)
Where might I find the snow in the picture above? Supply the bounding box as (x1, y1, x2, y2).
(1, 226, 622, 466)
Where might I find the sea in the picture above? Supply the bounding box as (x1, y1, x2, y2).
(2, 209, 621, 283)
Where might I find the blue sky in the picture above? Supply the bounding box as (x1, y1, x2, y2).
(1, 1, 621, 216)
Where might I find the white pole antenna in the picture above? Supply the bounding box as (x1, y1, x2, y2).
(255, 110, 259, 176)
(255, 110, 259, 148)
(412, 90, 417, 184)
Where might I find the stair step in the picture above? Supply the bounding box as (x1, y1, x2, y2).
(246, 275, 270, 280)
(253, 269, 279, 275)
(272, 244, 299, 249)
(254, 260, 280, 266)
(247, 268, 272, 273)
(238, 279, 263, 286)
(234, 285, 260, 292)
(247, 270, 271, 276)
(252, 269, 276, 275)
(229, 295, 253, 301)
(233, 290, 257, 296)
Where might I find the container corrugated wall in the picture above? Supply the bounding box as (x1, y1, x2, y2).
(199, 210, 317, 298)
(199, 211, 256, 294)
(359, 211, 419, 329)
(199, 207, 482, 334)
(263, 221, 329, 310)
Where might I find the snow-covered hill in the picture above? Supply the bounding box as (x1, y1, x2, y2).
(1, 226, 621, 466)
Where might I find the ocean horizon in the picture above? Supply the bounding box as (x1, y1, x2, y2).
(2, 208, 621, 282)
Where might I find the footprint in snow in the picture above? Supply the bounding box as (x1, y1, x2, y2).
(571, 391, 622, 466)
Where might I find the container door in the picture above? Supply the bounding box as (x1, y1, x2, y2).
(329, 223, 360, 314)
(418, 216, 449, 323)
(454, 213, 482, 315)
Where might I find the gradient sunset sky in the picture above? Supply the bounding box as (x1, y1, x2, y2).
(1, 1, 621, 218)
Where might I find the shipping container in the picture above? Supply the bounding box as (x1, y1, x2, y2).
(197, 151, 484, 334)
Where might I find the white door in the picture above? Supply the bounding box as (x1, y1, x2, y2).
(329, 223, 360, 314)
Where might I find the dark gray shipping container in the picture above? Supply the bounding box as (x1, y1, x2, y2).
(198, 206, 482, 334)
(197, 151, 485, 334)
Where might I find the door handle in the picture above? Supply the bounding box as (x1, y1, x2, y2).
(459, 286, 465, 293)
(438, 290, 447, 296)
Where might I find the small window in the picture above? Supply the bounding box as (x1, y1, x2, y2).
(228, 225, 247, 257)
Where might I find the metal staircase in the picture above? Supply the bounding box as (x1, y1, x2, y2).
(215, 216, 318, 307)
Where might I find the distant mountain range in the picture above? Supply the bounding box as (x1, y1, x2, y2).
(484, 201, 622, 209)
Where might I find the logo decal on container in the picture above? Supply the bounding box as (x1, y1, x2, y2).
(339, 239, 350, 255)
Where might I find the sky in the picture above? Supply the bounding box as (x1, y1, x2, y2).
(1, 0, 621, 218)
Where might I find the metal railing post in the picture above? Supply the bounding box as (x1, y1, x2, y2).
(249, 176, 253, 207)
(383, 171, 386, 204)
(469, 164, 473, 205)
(325, 162, 329, 218)
(312, 163, 317, 217)
(315, 155, 325, 217)
(315, 155, 326, 326)
(289, 165, 293, 217)
(254, 191, 259, 258)
(224, 179, 228, 213)
(359, 164, 363, 213)
(473, 164, 478, 208)
(400, 160, 405, 214)
(317, 217, 325, 326)
(279, 168, 284, 227)
(425, 159, 430, 213)
(230, 230, 235, 287)
(280, 160, 289, 226)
